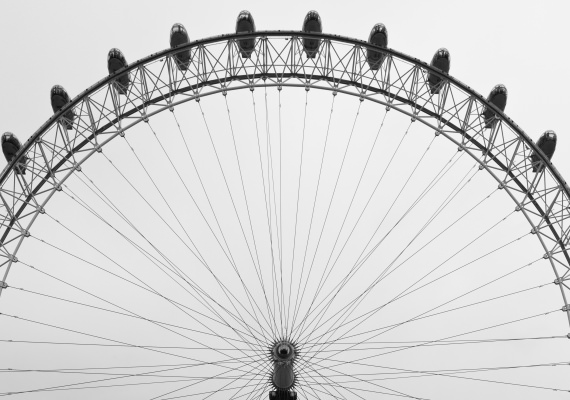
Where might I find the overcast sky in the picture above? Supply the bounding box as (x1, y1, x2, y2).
(1, 1, 569, 399)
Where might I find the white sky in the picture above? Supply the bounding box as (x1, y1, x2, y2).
(1, 1, 570, 399)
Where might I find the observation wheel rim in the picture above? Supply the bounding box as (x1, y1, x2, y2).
(0, 30, 568, 330)
(3, 31, 565, 189)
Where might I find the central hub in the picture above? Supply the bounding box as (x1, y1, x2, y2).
(271, 341, 296, 391)
(273, 341, 295, 362)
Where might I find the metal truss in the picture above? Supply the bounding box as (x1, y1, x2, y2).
(0, 31, 569, 325)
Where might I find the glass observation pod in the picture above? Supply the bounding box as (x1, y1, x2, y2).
(427, 48, 450, 94)
(302, 10, 322, 58)
(170, 23, 191, 70)
(236, 10, 256, 58)
(107, 48, 131, 95)
(1, 132, 27, 174)
(50, 84, 75, 130)
(366, 23, 388, 70)
(531, 130, 557, 172)
(482, 84, 508, 128)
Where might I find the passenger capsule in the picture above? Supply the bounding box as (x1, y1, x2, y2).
(427, 48, 450, 94)
(107, 48, 130, 95)
(302, 10, 322, 58)
(236, 10, 256, 58)
(50, 85, 75, 130)
(170, 23, 190, 70)
(531, 130, 557, 172)
(2, 132, 27, 174)
(367, 23, 388, 70)
(481, 84, 507, 128)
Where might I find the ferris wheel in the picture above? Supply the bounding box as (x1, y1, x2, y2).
(1, 10, 570, 400)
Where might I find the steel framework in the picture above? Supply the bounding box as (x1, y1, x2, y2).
(0, 31, 569, 329)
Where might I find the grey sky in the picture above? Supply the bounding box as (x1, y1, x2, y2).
(0, 1, 569, 399)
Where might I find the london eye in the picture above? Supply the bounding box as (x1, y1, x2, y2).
(1, 6, 569, 400)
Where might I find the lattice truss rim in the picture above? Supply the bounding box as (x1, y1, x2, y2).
(0, 31, 569, 320)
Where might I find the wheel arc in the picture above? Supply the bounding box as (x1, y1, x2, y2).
(0, 32, 568, 329)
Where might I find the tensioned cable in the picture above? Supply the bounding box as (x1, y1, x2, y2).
(278, 87, 285, 338)
(287, 89, 309, 340)
(15, 251, 268, 379)
(93, 140, 272, 345)
(294, 279, 549, 368)
(298, 164, 482, 345)
(303, 308, 560, 376)
(231, 355, 272, 400)
(146, 367, 266, 400)
(286, 92, 336, 336)
(156, 379, 271, 400)
(261, 86, 282, 337)
(296, 159, 485, 345)
(31, 210, 267, 357)
(116, 129, 275, 346)
(295, 133, 458, 344)
(370, 182, 497, 292)
(0, 378, 267, 396)
(320, 211, 525, 346)
(293, 106, 388, 339)
(206, 94, 280, 342)
(24, 232, 261, 349)
(301, 335, 568, 348)
(193, 97, 281, 341)
(294, 375, 347, 400)
(146, 344, 271, 400)
(305, 354, 570, 393)
(300, 146, 466, 325)
(62, 174, 264, 343)
(294, 120, 432, 341)
(293, 377, 329, 400)
(302, 362, 366, 400)
(7, 283, 270, 351)
(302, 361, 434, 400)
(82, 151, 214, 281)
(300, 358, 430, 400)
(299, 219, 532, 354)
(296, 242, 540, 377)
(249, 88, 282, 339)
(0, 340, 268, 351)
(291, 94, 358, 336)
(223, 346, 271, 400)
(1, 359, 268, 378)
(309, 383, 427, 400)
(295, 361, 349, 400)
(240, 380, 271, 400)
(301, 357, 425, 400)
(0, 314, 268, 397)
(120, 135, 209, 265)
(300, 256, 544, 351)
(239, 378, 270, 400)
(145, 117, 275, 346)
(291, 119, 452, 340)
(297, 360, 570, 380)
(291, 99, 364, 332)
(71, 171, 197, 284)
(0, 361, 270, 398)
(7, 265, 270, 377)
(363, 164, 481, 285)
(296, 166, 540, 388)
(0, 379, 266, 397)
